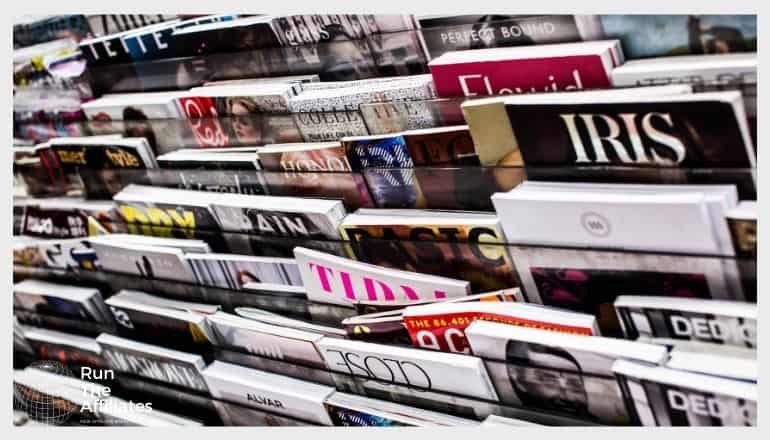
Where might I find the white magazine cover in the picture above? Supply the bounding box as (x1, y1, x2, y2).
(185, 252, 301, 290)
(612, 359, 757, 426)
(666, 345, 756, 382)
(316, 337, 499, 401)
(466, 320, 668, 366)
(234, 307, 347, 338)
(492, 186, 721, 255)
(610, 53, 756, 88)
(113, 184, 225, 233)
(80, 91, 190, 121)
(467, 321, 669, 425)
(517, 182, 738, 256)
(96, 333, 209, 393)
(614, 296, 756, 349)
(213, 400, 316, 426)
(22, 326, 102, 354)
(288, 77, 435, 113)
(206, 311, 327, 369)
(88, 233, 212, 253)
(294, 247, 470, 307)
(201, 360, 335, 425)
(15, 367, 202, 426)
(88, 235, 198, 284)
(208, 192, 347, 239)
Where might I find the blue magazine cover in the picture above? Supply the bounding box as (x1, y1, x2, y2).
(600, 15, 756, 59)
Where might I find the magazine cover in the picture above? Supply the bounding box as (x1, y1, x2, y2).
(328, 371, 498, 421)
(614, 296, 756, 349)
(467, 321, 667, 424)
(340, 209, 517, 292)
(504, 92, 755, 169)
(324, 392, 478, 426)
(428, 40, 620, 98)
(23, 327, 107, 372)
(316, 337, 499, 401)
(508, 245, 745, 335)
(96, 333, 210, 393)
(262, 171, 374, 210)
(185, 253, 301, 290)
(613, 359, 757, 426)
(207, 312, 327, 369)
(294, 246, 471, 307)
(292, 111, 370, 142)
(599, 15, 756, 59)
(213, 400, 315, 426)
(420, 15, 603, 58)
(360, 100, 441, 134)
(13, 279, 112, 324)
(104, 290, 219, 350)
(113, 184, 229, 236)
(88, 235, 200, 284)
(404, 302, 599, 354)
(201, 360, 336, 425)
(209, 193, 346, 239)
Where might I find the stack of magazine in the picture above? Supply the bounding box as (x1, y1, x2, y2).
(12, 13, 757, 428)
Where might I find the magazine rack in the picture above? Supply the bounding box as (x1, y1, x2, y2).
(15, 100, 468, 149)
(13, 265, 355, 326)
(13, 226, 757, 337)
(83, 29, 431, 95)
(214, 347, 606, 426)
(14, 95, 481, 150)
(17, 164, 758, 208)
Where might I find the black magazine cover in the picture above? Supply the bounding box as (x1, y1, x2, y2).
(507, 97, 755, 168)
(420, 15, 593, 58)
(106, 302, 215, 353)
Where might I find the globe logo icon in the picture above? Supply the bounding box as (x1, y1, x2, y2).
(14, 360, 78, 425)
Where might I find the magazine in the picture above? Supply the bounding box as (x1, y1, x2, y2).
(294, 246, 471, 307)
(201, 360, 336, 425)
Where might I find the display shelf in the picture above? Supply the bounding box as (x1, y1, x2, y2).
(13, 264, 354, 326)
(14, 226, 756, 337)
(85, 29, 431, 95)
(214, 347, 601, 426)
(17, 164, 757, 210)
(15, 99, 466, 149)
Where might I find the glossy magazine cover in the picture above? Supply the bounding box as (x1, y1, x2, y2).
(599, 15, 756, 59)
(509, 246, 744, 335)
(341, 224, 517, 292)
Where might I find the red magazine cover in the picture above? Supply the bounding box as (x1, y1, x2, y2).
(403, 302, 598, 354)
(430, 55, 611, 98)
(176, 96, 231, 147)
(428, 42, 620, 98)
